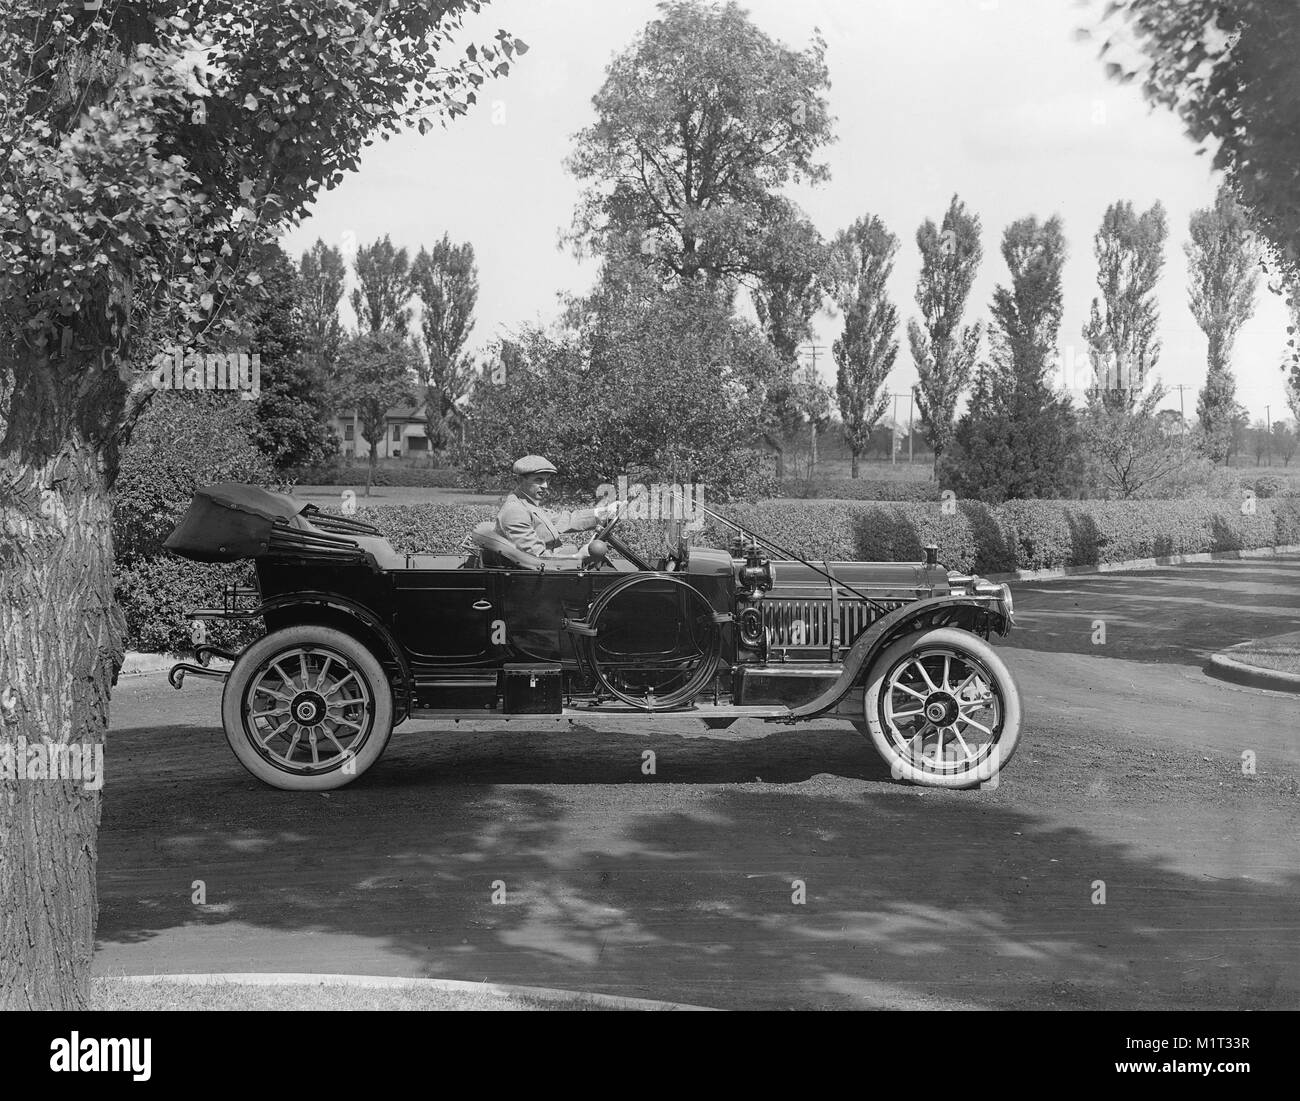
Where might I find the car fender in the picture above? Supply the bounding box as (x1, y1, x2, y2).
(780, 596, 1010, 722)
(255, 591, 415, 723)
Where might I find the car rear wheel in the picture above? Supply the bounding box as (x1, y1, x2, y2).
(221, 626, 393, 791)
(856, 627, 1021, 789)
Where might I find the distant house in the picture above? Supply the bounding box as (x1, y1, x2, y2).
(329, 403, 429, 460)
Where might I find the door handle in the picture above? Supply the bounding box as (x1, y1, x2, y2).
(472, 600, 492, 610)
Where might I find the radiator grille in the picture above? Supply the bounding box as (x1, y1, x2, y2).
(762, 597, 911, 654)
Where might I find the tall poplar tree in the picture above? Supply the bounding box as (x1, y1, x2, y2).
(908, 196, 983, 474)
(1185, 186, 1260, 463)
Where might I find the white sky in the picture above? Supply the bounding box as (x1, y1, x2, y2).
(281, 0, 1295, 427)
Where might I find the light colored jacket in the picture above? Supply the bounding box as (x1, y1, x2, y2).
(495, 492, 598, 558)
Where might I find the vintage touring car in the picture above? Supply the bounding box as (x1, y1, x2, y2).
(164, 483, 1022, 791)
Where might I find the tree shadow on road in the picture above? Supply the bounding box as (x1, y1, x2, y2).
(95, 720, 1300, 1010)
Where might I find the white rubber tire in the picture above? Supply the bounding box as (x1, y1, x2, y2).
(858, 627, 1022, 789)
(222, 625, 393, 791)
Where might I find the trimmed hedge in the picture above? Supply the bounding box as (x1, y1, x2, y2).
(346, 496, 1300, 575)
(117, 495, 1300, 650)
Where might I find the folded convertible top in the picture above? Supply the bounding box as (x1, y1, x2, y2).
(163, 482, 383, 562)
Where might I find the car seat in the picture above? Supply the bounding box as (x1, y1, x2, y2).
(469, 521, 583, 570)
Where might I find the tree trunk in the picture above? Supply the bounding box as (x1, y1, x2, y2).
(1, 438, 123, 1009)
(850, 447, 860, 478)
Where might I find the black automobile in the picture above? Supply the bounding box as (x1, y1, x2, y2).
(165, 482, 1021, 791)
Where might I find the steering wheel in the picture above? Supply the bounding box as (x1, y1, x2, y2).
(591, 508, 622, 543)
(583, 507, 655, 572)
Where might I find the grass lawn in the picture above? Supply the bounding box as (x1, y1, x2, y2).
(289, 484, 500, 508)
(90, 977, 620, 1011)
(787, 457, 935, 481)
(1223, 630, 1300, 675)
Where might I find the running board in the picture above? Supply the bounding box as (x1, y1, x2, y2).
(405, 690, 864, 725)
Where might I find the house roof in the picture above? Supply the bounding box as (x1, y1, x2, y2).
(335, 403, 427, 421)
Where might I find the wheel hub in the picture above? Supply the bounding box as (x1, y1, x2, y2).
(291, 690, 327, 726)
(923, 692, 958, 726)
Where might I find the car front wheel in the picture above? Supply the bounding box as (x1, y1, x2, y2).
(857, 627, 1021, 789)
(221, 626, 393, 791)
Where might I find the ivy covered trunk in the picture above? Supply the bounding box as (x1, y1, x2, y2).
(0, 394, 124, 1009)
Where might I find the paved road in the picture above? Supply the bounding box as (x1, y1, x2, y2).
(93, 556, 1300, 1009)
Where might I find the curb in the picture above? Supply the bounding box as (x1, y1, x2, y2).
(107, 972, 716, 1011)
(1205, 651, 1300, 694)
(983, 543, 1300, 584)
(117, 652, 189, 677)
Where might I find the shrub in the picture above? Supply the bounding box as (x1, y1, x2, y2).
(1251, 473, 1288, 499)
(992, 498, 1279, 570)
(115, 556, 259, 655)
(113, 392, 272, 562)
(1141, 456, 1248, 499)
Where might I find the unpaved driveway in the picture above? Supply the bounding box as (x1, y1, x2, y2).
(94, 556, 1300, 1009)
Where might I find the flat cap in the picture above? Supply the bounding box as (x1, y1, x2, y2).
(512, 455, 557, 477)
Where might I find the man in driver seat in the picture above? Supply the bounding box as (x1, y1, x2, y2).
(496, 455, 622, 560)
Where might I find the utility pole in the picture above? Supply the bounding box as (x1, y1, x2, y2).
(1172, 384, 1193, 443)
(891, 392, 899, 465)
(801, 344, 827, 474)
(907, 389, 914, 464)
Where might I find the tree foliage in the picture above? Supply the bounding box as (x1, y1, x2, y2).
(1090, 1, 1300, 279)
(908, 195, 983, 472)
(0, 0, 522, 1009)
(566, 0, 832, 287)
(1079, 388, 1184, 498)
(229, 244, 338, 474)
(944, 216, 1079, 502)
(1186, 185, 1260, 375)
(411, 234, 478, 457)
(1184, 186, 1259, 463)
(336, 331, 419, 493)
(459, 282, 776, 501)
(1196, 360, 1242, 464)
(1083, 199, 1167, 410)
(351, 234, 413, 336)
(827, 215, 899, 477)
(299, 237, 347, 392)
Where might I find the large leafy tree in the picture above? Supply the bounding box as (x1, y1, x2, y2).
(235, 244, 338, 474)
(459, 281, 776, 501)
(908, 196, 983, 475)
(1186, 186, 1260, 463)
(0, 0, 522, 1009)
(336, 331, 420, 494)
(1088, 1, 1300, 277)
(945, 216, 1079, 502)
(750, 206, 828, 458)
(826, 216, 900, 478)
(566, 0, 833, 287)
(299, 237, 347, 408)
(1082, 200, 1167, 410)
(351, 234, 414, 336)
(411, 234, 478, 460)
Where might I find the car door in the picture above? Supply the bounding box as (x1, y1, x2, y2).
(392, 567, 497, 665)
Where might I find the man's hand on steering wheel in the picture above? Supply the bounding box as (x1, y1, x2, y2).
(592, 497, 626, 541)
